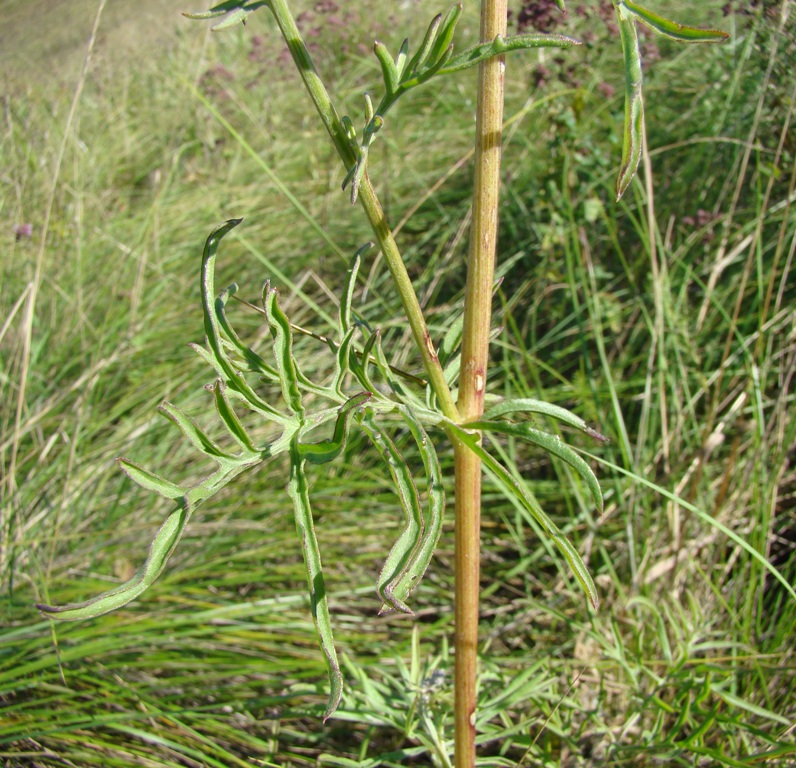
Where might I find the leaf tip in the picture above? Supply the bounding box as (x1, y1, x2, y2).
(615, 171, 634, 201)
(378, 601, 415, 617)
(586, 426, 609, 443)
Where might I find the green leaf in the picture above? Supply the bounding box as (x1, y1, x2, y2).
(159, 402, 236, 461)
(182, 1, 268, 28)
(37, 439, 269, 621)
(439, 312, 465, 369)
(350, 329, 380, 394)
(182, 3, 237, 20)
(426, 3, 462, 68)
(299, 392, 371, 465)
(358, 410, 424, 614)
(209, 7, 249, 29)
(446, 420, 599, 610)
(212, 380, 258, 453)
(263, 284, 305, 418)
(468, 420, 603, 514)
(621, 1, 729, 43)
(372, 6, 576, 130)
(440, 279, 503, 375)
(384, 407, 445, 608)
(118, 459, 185, 500)
(215, 284, 278, 381)
(394, 38, 409, 81)
(615, 7, 644, 200)
(442, 326, 501, 388)
(200, 220, 287, 422)
(374, 41, 400, 96)
(330, 327, 355, 397)
(440, 32, 580, 75)
(483, 397, 606, 441)
(37, 503, 191, 620)
(371, 330, 411, 403)
(339, 248, 367, 337)
(405, 11, 444, 76)
(190, 342, 285, 422)
(287, 441, 343, 720)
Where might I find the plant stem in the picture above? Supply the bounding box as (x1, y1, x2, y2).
(357, 176, 459, 421)
(267, 0, 356, 168)
(454, 0, 507, 765)
(267, 0, 458, 422)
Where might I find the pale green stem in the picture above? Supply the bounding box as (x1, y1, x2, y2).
(454, 0, 507, 765)
(267, 0, 459, 422)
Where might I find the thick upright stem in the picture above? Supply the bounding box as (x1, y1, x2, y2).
(454, 0, 507, 765)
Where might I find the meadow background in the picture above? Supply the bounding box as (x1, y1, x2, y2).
(1, 0, 794, 765)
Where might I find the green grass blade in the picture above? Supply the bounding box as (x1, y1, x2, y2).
(586, 452, 796, 605)
(190, 88, 349, 264)
(621, 1, 730, 43)
(287, 441, 343, 720)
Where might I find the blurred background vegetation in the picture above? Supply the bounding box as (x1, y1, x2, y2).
(1, 0, 794, 765)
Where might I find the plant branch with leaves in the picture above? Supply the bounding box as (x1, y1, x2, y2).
(38, 0, 729, 762)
